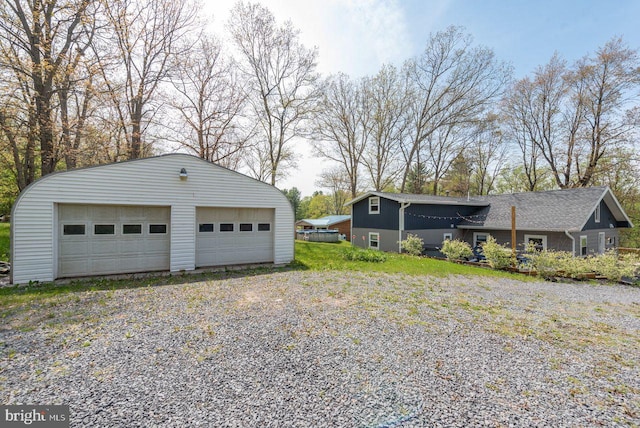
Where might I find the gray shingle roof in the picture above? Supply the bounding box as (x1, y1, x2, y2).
(347, 191, 489, 207)
(459, 186, 616, 231)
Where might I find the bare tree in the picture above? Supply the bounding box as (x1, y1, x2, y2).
(362, 64, 407, 191)
(228, 1, 319, 185)
(502, 40, 640, 189)
(97, 0, 197, 160)
(311, 73, 368, 198)
(167, 35, 249, 170)
(569, 38, 640, 187)
(316, 167, 350, 215)
(399, 26, 511, 193)
(0, 0, 94, 175)
(467, 114, 509, 195)
(502, 75, 549, 191)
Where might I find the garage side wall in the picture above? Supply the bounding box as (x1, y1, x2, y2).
(11, 155, 294, 284)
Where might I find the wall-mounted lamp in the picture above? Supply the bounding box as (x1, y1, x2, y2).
(450, 224, 454, 229)
(179, 168, 188, 180)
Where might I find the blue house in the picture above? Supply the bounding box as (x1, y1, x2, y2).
(345, 187, 633, 256)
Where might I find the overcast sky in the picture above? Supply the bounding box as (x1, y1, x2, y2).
(203, 0, 640, 197)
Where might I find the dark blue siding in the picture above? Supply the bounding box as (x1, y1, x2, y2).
(582, 201, 617, 230)
(405, 204, 481, 230)
(352, 196, 399, 230)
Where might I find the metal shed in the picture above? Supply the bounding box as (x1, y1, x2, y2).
(11, 154, 294, 284)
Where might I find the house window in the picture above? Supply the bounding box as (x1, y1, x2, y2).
(94, 224, 115, 235)
(239, 223, 253, 232)
(369, 197, 380, 214)
(524, 234, 547, 251)
(473, 232, 489, 248)
(220, 223, 234, 232)
(123, 224, 142, 234)
(258, 223, 271, 231)
(149, 224, 167, 234)
(199, 223, 214, 232)
(595, 204, 601, 223)
(443, 233, 452, 242)
(63, 224, 86, 235)
(580, 235, 588, 256)
(369, 232, 380, 250)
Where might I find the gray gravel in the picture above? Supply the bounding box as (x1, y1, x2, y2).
(1, 270, 639, 427)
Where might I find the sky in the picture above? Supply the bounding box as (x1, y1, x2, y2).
(203, 0, 640, 197)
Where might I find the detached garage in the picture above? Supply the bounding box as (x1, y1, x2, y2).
(10, 154, 294, 285)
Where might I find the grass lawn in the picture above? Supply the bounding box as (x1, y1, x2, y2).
(293, 240, 530, 280)
(0, 236, 531, 306)
(0, 222, 9, 260)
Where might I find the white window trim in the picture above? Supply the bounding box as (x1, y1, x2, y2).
(443, 233, 452, 242)
(580, 235, 588, 256)
(369, 196, 380, 215)
(369, 232, 380, 250)
(524, 234, 547, 251)
(595, 204, 601, 223)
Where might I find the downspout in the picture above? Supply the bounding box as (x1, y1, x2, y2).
(399, 202, 411, 253)
(565, 230, 575, 256)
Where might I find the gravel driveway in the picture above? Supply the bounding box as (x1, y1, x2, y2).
(1, 270, 639, 427)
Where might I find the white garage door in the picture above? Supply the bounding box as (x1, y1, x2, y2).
(196, 207, 274, 267)
(58, 204, 170, 278)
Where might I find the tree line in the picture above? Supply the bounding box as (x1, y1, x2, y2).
(1, 1, 639, 243)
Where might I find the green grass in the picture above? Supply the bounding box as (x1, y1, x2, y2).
(0, 238, 531, 310)
(293, 240, 530, 279)
(0, 222, 9, 260)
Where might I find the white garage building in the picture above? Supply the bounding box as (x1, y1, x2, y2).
(10, 154, 294, 284)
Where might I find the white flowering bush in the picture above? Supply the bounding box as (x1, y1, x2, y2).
(481, 236, 512, 269)
(400, 234, 424, 257)
(440, 239, 473, 261)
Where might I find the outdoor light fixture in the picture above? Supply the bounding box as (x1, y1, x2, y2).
(179, 168, 188, 180)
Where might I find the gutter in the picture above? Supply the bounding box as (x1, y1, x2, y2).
(399, 202, 411, 252)
(565, 230, 575, 256)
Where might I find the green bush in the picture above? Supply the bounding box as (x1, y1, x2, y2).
(523, 248, 566, 279)
(440, 239, 473, 261)
(482, 236, 512, 269)
(591, 251, 639, 282)
(399, 234, 424, 256)
(341, 246, 388, 263)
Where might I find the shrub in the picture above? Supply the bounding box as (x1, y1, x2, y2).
(524, 248, 566, 279)
(591, 250, 639, 282)
(341, 246, 387, 263)
(482, 236, 512, 269)
(400, 234, 424, 256)
(440, 239, 473, 261)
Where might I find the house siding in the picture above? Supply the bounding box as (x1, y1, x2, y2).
(460, 229, 575, 253)
(352, 197, 399, 230)
(570, 229, 619, 256)
(351, 228, 399, 252)
(405, 204, 480, 230)
(11, 154, 294, 284)
(401, 229, 463, 250)
(583, 200, 618, 230)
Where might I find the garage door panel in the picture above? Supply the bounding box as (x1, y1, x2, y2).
(58, 204, 170, 278)
(196, 207, 274, 268)
(60, 241, 89, 256)
(90, 241, 119, 255)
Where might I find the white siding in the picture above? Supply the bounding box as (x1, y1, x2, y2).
(11, 154, 294, 284)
